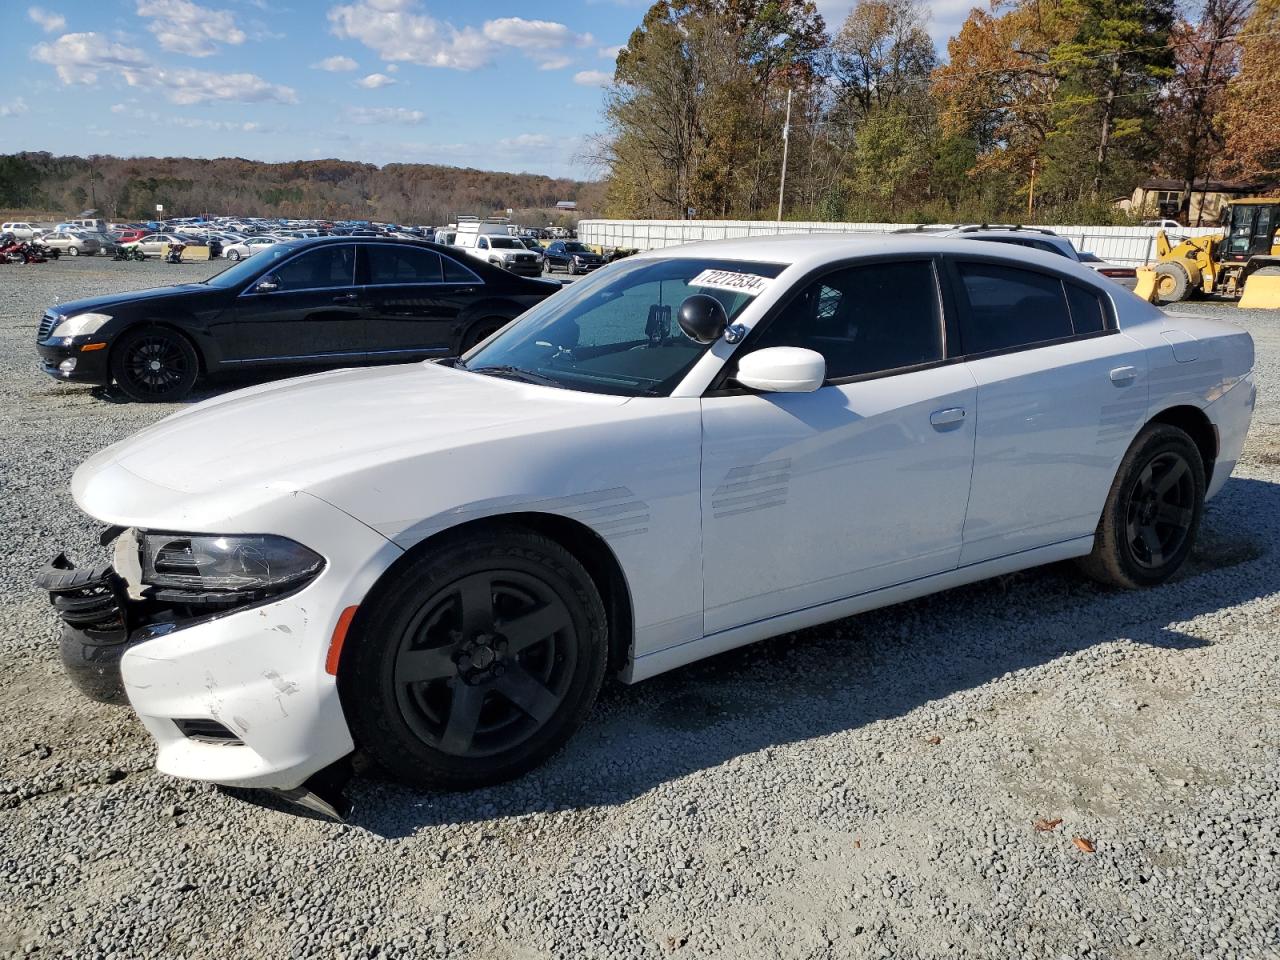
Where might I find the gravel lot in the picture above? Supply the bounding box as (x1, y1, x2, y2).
(1, 257, 1278, 960)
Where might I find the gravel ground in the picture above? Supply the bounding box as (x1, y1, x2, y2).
(1, 257, 1278, 960)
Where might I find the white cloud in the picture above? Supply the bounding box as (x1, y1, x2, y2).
(329, 0, 492, 70)
(0, 97, 30, 117)
(109, 102, 127, 113)
(330, 3, 594, 71)
(573, 69, 611, 87)
(346, 105, 424, 124)
(136, 0, 246, 57)
(28, 7, 66, 32)
(356, 72, 396, 88)
(313, 54, 359, 71)
(384, 63, 398, 72)
(498, 133, 553, 149)
(158, 69, 298, 104)
(598, 44, 624, 59)
(30, 32, 148, 84)
(30, 33, 296, 103)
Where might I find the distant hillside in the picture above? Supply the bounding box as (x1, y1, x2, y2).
(0, 152, 604, 226)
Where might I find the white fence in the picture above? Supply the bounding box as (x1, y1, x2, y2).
(577, 219, 1222, 267)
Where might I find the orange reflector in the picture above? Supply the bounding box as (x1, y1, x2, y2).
(80, 342, 107, 352)
(325, 605, 359, 675)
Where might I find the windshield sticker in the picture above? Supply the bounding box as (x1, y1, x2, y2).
(688, 269, 773, 297)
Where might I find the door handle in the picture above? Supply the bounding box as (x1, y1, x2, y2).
(1110, 365, 1137, 384)
(332, 292, 359, 304)
(930, 407, 966, 428)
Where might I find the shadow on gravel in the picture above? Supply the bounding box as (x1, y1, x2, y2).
(337, 476, 1279, 836)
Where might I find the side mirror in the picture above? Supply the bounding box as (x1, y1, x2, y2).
(676, 294, 728, 344)
(254, 275, 280, 294)
(736, 346, 826, 393)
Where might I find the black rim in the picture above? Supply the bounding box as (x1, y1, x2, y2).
(1125, 451, 1195, 569)
(392, 570, 575, 757)
(122, 335, 190, 395)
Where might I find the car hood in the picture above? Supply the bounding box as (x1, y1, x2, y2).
(51, 284, 219, 316)
(73, 362, 630, 524)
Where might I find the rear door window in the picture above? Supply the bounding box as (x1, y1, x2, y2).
(366, 245, 444, 284)
(1064, 282, 1109, 335)
(954, 262, 1074, 354)
(273, 245, 357, 290)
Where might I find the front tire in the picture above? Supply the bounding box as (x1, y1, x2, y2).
(1153, 262, 1190, 304)
(110, 325, 200, 402)
(343, 527, 608, 789)
(68, 246, 80, 257)
(1077, 423, 1205, 588)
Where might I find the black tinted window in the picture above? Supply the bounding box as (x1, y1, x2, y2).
(273, 245, 356, 290)
(1065, 282, 1107, 334)
(751, 260, 943, 379)
(367, 245, 443, 284)
(442, 255, 478, 282)
(956, 262, 1072, 354)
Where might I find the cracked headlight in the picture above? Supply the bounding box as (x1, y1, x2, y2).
(141, 533, 324, 596)
(50, 312, 112, 338)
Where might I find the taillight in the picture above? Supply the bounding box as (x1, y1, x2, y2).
(1100, 268, 1136, 278)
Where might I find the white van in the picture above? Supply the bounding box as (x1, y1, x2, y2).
(64, 218, 108, 234)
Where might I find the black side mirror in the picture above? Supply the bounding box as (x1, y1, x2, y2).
(677, 294, 728, 344)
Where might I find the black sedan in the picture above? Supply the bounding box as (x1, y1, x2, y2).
(36, 237, 560, 402)
(543, 240, 605, 275)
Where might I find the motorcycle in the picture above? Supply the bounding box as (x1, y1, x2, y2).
(164, 242, 186, 264)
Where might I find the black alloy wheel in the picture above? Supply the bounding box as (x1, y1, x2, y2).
(1077, 423, 1205, 588)
(1123, 451, 1196, 569)
(110, 326, 200, 402)
(343, 526, 608, 789)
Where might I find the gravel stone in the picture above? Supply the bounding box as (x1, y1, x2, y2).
(0, 259, 1277, 959)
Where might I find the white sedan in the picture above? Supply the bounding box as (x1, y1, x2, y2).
(41, 235, 1255, 815)
(220, 236, 279, 260)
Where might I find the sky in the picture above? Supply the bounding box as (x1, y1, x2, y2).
(0, 0, 976, 180)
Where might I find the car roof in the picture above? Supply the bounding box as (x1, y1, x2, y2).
(631, 232, 1113, 288)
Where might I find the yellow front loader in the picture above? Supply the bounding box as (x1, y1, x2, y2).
(1135, 198, 1280, 309)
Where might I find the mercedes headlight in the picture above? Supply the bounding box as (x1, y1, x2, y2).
(50, 312, 112, 338)
(140, 533, 324, 596)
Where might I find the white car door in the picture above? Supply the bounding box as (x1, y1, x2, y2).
(699, 258, 978, 634)
(947, 257, 1149, 565)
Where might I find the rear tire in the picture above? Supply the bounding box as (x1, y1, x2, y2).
(1076, 423, 1205, 589)
(110, 325, 200, 402)
(68, 246, 80, 257)
(1153, 262, 1190, 304)
(461, 317, 509, 352)
(343, 526, 608, 789)
(227, 249, 242, 261)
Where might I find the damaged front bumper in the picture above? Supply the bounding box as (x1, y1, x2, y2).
(36, 553, 138, 705)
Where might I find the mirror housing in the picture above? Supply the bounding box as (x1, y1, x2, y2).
(677, 294, 727, 344)
(736, 347, 826, 393)
(254, 275, 280, 294)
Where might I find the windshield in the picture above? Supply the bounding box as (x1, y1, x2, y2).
(563, 242, 590, 253)
(490, 237, 521, 249)
(463, 256, 785, 396)
(203, 241, 294, 287)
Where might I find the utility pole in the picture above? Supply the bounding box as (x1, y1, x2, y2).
(1027, 157, 1036, 220)
(776, 88, 792, 232)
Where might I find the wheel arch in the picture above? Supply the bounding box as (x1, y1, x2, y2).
(342, 512, 635, 679)
(1147, 404, 1217, 488)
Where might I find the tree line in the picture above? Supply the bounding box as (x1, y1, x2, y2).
(0, 153, 604, 226)
(597, 0, 1279, 224)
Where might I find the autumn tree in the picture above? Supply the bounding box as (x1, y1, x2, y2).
(1156, 0, 1250, 223)
(1220, 0, 1279, 178)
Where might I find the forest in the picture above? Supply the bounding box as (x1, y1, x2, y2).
(0, 152, 603, 225)
(598, 0, 1280, 223)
